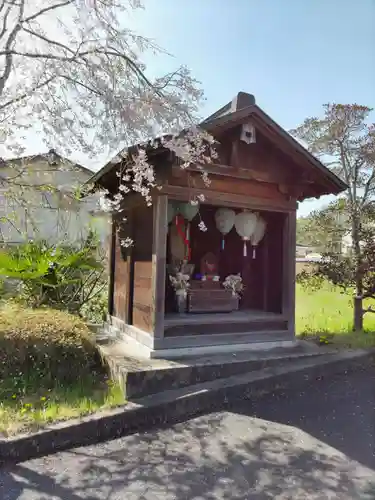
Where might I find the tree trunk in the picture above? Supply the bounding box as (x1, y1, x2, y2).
(352, 213, 364, 332)
(353, 295, 363, 332)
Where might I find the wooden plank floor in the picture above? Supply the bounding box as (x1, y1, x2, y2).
(164, 310, 283, 328)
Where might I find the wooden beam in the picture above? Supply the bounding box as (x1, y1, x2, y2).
(180, 159, 297, 185)
(183, 163, 292, 185)
(152, 195, 168, 338)
(161, 184, 297, 212)
(181, 163, 255, 181)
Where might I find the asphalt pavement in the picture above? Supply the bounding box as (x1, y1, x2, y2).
(1, 367, 375, 499)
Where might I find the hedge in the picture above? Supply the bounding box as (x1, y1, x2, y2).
(0, 303, 98, 384)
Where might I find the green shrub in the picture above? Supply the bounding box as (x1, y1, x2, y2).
(80, 288, 108, 324)
(0, 233, 106, 315)
(296, 270, 326, 292)
(0, 303, 99, 384)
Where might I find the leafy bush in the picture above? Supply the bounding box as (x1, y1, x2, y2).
(0, 303, 99, 383)
(80, 288, 108, 324)
(0, 231, 107, 315)
(296, 270, 326, 292)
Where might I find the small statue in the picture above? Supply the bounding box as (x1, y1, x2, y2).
(200, 252, 220, 284)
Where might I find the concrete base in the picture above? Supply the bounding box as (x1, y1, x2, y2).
(97, 334, 327, 400)
(102, 325, 299, 360)
(102, 316, 298, 360)
(149, 340, 298, 359)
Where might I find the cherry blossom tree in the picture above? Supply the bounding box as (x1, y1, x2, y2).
(0, 0, 216, 243)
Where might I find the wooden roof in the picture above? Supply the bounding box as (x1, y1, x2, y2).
(89, 92, 347, 199)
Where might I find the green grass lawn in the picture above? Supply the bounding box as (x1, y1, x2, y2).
(296, 282, 375, 348)
(0, 374, 125, 437)
(1, 285, 374, 438)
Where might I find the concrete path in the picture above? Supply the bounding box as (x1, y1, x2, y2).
(1, 368, 375, 499)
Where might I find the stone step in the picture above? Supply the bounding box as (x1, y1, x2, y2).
(129, 349, 373, 410)
(98, 340, 337, 400)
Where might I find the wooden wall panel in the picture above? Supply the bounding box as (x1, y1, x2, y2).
(265, 212, 285, 313)
(169, 169, 288, 203)
(132, 205, 154, 333)
(231, 135, 299, 184)
(167, 127, 313, 205)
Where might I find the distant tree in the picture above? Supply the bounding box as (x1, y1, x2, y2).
(316, 225, 375, 312)
(297, 199, 348, 253)
(292, 104, 375, 331)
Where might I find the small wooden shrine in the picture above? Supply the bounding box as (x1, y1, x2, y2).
(91, 92, 346, 357)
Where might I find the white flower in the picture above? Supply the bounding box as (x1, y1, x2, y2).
(120, 237, 133, 248)
(223, 274, 244, 296)
(198, 220, 207, 232)
(169, 271, 190, 291)
(201, 171, 211, 187)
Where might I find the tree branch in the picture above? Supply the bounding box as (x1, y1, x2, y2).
(21, 26, 80, 57)
(22, 0, 73, 23)
(105, 45, 163, 96)
(362, 169, 375, 207)
(363, 306, 375, 315)
(0, 0, 25, 96)
(0, 4, 11, 40)
(0, 48, 90, 62)
(338, 140, 352, 194)
(60, 74, 103, 96)
(0, 74, 56, 112)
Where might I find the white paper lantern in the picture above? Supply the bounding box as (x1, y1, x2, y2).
(179, 202, 199, 222)
(235, 210, 258, 257)
(250, 215, 266, 259)
(215, 208, 235, 250)
(179, 202, 199, 250)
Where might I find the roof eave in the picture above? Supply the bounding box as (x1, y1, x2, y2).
(89, 102, 348, 197)
(203, 105, 347, 195)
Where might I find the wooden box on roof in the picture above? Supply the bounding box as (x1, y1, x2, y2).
(91, 92, 346, 358)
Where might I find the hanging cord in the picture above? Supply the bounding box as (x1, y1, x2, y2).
(175, 214, 191, 261)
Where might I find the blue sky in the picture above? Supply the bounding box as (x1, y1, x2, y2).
(129, 0, 375, 216)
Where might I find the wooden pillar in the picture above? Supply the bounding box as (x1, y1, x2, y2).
(282, 210, 297, 336)
(152, 195, 168, 338)
(262, 230, 269, 311)
(107, 215, 116, 316)
(126, 211, 135, 325)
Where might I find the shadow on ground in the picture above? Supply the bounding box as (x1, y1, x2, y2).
(1, 368, 375, 499)
(233, 365, 375, 470)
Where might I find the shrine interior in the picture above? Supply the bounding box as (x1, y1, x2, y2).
(165, 203, 285, 319)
